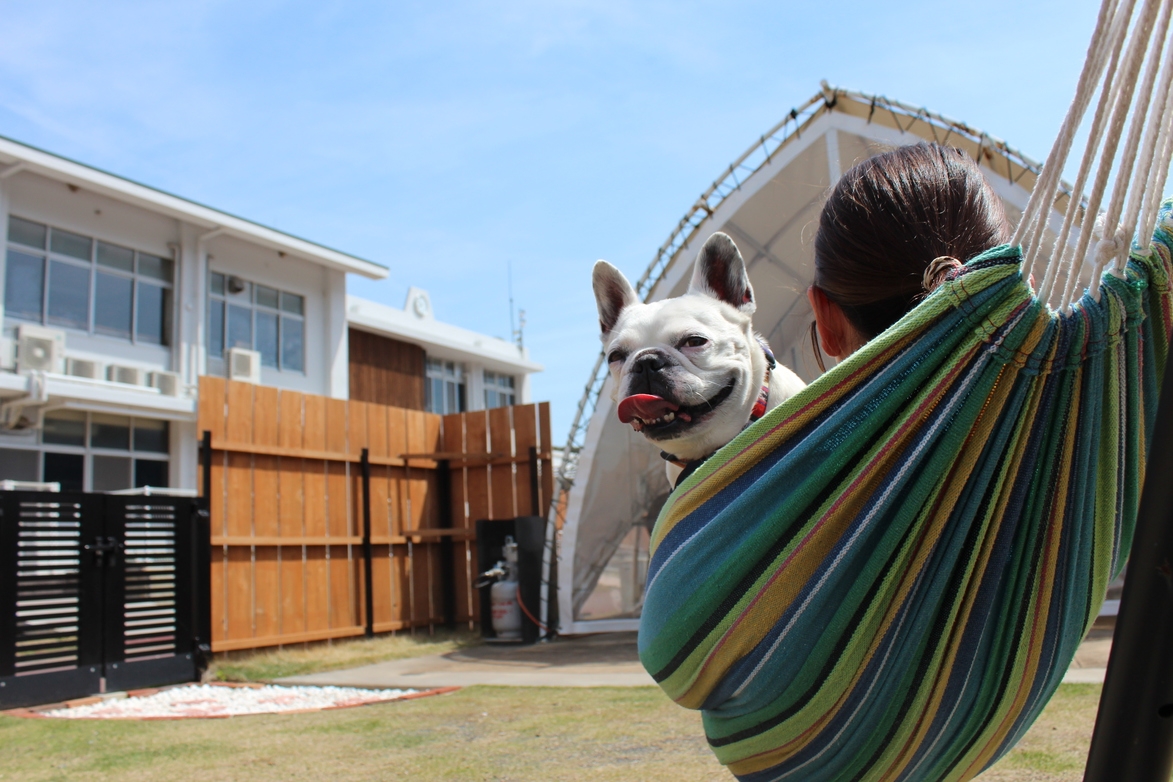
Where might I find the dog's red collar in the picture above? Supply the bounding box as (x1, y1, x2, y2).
(748, 336, 775, 423)
(661, 341, 775, 479)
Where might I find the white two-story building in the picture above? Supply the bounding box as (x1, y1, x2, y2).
(0, 135, 540, 494)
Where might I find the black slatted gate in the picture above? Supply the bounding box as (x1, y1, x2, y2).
(0, 492, 209, 709)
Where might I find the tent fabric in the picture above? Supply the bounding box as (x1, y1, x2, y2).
(638, 199, 1173, 781)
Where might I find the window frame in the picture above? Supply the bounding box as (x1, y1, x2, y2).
(207, 271, 306, 373)
(483, 370, 516, 409)
(0, 410, 171, 492)
(425, 358, 466, 415)
(4, 215, 175, 347)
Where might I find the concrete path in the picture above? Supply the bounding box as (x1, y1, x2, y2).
(1063, 626, 1112, 684)
(278, 627, 1115, 690)
(278, 632, 655, 689)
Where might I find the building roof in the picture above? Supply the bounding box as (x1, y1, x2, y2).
(347, 293, 542, 375)
(0, 135, 388, 279)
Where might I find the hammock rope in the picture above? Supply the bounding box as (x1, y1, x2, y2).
(638, 0, 1173, 778)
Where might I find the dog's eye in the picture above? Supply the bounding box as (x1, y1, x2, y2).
(608, 350, 627, 365)
(681, 336, 708, 349)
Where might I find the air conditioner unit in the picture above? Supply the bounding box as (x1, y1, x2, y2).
(16, 325, 65, 374)
(149, 370, 181, 397)
(0, 337, 15, 371)
(107, 364, 146, 386)
(227, 348, 262, 384)
(66, 357, 104, 380)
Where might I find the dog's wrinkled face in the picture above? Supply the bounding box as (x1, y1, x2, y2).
(593, 232, 767, 462)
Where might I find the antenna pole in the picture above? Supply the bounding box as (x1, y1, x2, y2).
(508, 260, 516, 343)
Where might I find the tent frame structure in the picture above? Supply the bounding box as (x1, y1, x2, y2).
(545, 84, 1081, 636)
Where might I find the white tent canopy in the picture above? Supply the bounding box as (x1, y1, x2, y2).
(551, 85, 1084, 635)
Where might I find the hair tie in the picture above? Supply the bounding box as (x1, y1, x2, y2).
(923, 256, 963, 292)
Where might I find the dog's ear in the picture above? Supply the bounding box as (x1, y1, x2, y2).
(592, 261, 638, 335)
(688, 232, 755, 314)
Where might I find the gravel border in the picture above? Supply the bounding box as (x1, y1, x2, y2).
(3, 682, 460, 720)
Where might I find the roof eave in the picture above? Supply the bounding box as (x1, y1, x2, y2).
(0, 136, 388, 280)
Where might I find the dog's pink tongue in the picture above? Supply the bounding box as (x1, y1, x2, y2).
(617, 394, 679, 424)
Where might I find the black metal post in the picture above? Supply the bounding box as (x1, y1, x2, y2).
(361, 449, 374, 638)
(195, 431, 213, 672)
(1085, 353, 1173, 780)
(191, 498, 212, 674)
(200, 430, 212, 501)
(436, 459, 456, 629)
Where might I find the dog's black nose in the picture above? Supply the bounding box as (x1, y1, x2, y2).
(631, 352, 670, 376)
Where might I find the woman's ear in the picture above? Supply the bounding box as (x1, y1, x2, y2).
(807, 286, 858, 359)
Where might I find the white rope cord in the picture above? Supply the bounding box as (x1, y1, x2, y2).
(1036, 2, 1135, 309)
(1051, 0, 1161, 304)
(1035, 0, 1137, 305)
(1054, 0, 1171, 306)
(1038, 0, 1143, 304)
(1018, 0, 1123, 281)
(1118, 14, 1173, 266)
(1137, 73, 1173, 244)
(1098, 0, 1173, 274)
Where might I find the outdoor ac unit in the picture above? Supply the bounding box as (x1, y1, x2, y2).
(227, 348, 262, 384)
(66, 357, 104, 380)
(107, 364, 146, 386)
(16, 325, 65, 374)
(149, 370, 181, 397)
(0, 337, 15, 371)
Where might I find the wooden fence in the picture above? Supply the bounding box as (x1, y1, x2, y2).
(198, 377, 553, 652)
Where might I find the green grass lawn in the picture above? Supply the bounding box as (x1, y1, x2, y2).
(1, 683, 1102, 781)
(207, 628, 481, 683)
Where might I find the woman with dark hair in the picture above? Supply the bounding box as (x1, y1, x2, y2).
(808, 142, 1012, 366)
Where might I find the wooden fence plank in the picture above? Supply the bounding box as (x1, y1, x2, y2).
(465, 411, 491, 523)
(254, 547, 280, 639)
(226, 547, 253, 642)
(326, 398, 348, 455)
(253, 386, 280, 447)
(305, 546, 330, 633)
(225, 381, 254, 442)
(443, 413, 473, 624)
(278, 390, 304, 450)
(489, 406, 517, 520)
(210, 545, 225, 645)
(303, 396, 328, 539)
(280, 543, 307, 638)
(512, 403, 539, 515)
(348, 401, 370, 457)
(539, 402, 554, 519)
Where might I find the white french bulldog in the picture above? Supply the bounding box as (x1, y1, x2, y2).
(593, 231, 806, 486)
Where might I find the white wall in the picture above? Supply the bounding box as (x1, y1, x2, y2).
(0, 173, 10, 326)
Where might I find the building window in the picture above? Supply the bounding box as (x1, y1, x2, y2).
(425, 358, 465, 414)
(0, 411, 170, 492)
(483, 371, 516, 409)
(4, 215, 173, 345)
(208, 272, 304, 372)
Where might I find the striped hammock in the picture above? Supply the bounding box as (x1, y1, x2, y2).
(638, 199, 1173, 781)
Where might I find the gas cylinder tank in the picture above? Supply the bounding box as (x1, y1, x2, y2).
(490, 578, 522, 640)
(490, 536, 522, 640)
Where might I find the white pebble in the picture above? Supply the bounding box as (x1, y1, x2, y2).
(42, 684, 419, 719)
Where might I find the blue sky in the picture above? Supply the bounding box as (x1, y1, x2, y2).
(0, 0, 1112, 438)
